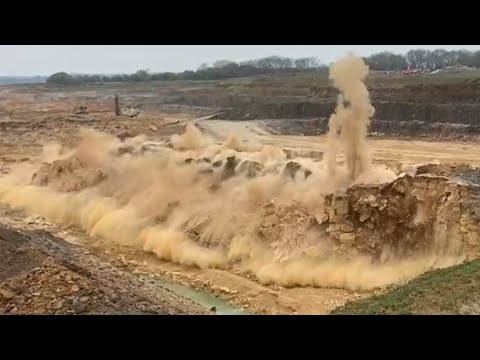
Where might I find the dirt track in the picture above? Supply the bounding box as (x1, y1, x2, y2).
(201, 120, 480, 166)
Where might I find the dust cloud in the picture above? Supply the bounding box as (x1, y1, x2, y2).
(171, 123, 208, 151)
(0, 55, 464, 291)
(327, 54, 375, 181)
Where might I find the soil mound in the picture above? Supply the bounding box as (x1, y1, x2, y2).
(31, 156, 106, 192)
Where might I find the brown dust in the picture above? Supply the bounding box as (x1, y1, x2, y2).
(0, 55, 464, 291)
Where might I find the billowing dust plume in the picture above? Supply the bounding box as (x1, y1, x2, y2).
(0, 55, 465, 292)
(327, 54, 375, 181)
(171, 123, 208, 151)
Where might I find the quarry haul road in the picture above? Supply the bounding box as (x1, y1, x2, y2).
(200, 120, 480, 166)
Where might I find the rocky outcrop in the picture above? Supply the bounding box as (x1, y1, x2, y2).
(259, 202, 319, 262)
(253, 174, 480, 264)
(316, 174, 480, 261)
(31, 156, 106, 192)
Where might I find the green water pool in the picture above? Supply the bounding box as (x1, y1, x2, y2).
(153, 278, 249, 315)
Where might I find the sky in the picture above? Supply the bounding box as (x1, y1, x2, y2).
(1, 45, 480, 76)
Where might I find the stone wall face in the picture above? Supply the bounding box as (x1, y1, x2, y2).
(316, 174, 480, 261)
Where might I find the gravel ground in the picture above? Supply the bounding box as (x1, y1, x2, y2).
(0, 225, 208, 315)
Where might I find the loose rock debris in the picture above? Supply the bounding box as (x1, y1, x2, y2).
(0, 225, 208, 315)
(31, 156, 106, 192)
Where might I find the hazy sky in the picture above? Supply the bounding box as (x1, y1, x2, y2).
(1, 45, 480, 76)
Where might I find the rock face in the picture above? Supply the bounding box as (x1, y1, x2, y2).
(259, 202, 319, 262)
(253, 173, 480, 264)
(316, 174, 480, 261)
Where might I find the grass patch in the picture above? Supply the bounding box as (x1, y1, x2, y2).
(332, 259, 480, 315)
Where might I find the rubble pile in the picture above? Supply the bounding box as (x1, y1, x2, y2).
(31, 156, 106, 192)
(116, 141, 169, 156)
(259, 202, 322, 262)
(181, 155, 312, 183)
(0, 259, 120, 315)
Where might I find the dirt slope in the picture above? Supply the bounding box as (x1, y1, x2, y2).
(0, 225, 207, 315)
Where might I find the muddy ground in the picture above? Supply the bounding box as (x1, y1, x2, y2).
(2, 71, 480, 315)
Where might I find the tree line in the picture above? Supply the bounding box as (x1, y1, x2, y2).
(365, 49, 480, 71)
(46, 56, 327, 84)
(46, 48, 480, 85)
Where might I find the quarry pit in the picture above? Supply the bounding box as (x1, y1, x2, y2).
(2, 55, 480, 314)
